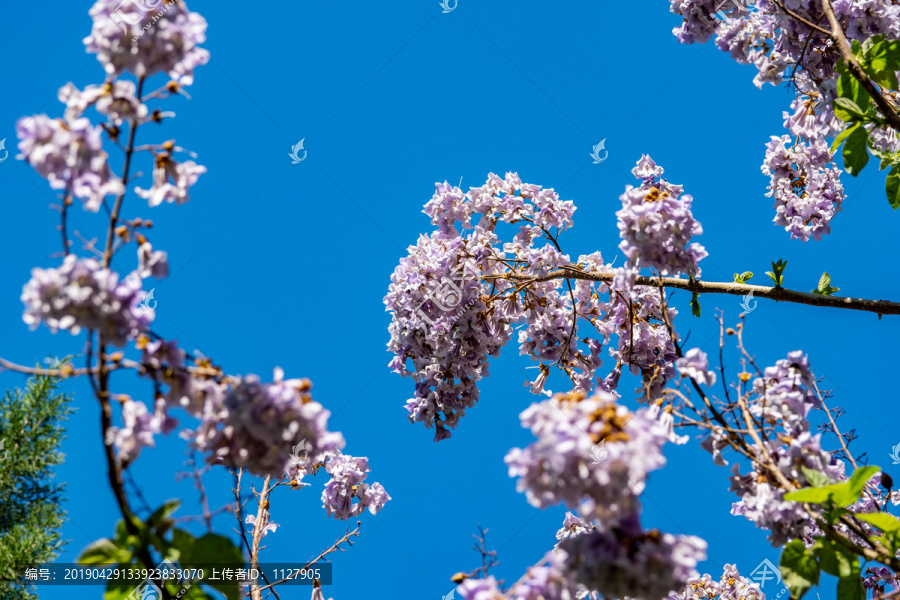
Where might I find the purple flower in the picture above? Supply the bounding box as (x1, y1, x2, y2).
(135, 153, 206, 206)
(58, 80, 148, 125)
(617, 156, 707, 278)
(763, 135, 844, 242)
(16, 115, 124, 212)
(21, 255, 152, 347)
(246, 509, 279, 537)
(105, 398, 162, 464)
(137, 240, 169, 279)
(191, 368, 345, 477)
(675, 348, 716, 387)
(321, 450, 391, 520)
(505, 390, 671, 522)
(84, 0, 209, 84)
(560, 512, 707, 600)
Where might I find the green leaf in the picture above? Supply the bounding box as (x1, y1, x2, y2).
(842, 125, 870, 176)
(765, 271, 777, 284)
(865, 39, 900, 75)
(813, 539, 853, 578)
(836, 554, 864, 600)
(887, 165, 900, 210)
(801, 466, 833, 488)
(785, 465, 879, 507)
(780, 539, 820, 600)
(104, 581, 136, 600)
(856, 512, 900, 534)
(833, 97, 867, 122)
(77, 539, 131, 565)
(147, 500, 181, 530)
(784, 486, 835, 504)
(871, 68, 899, 91)
(837, 73, 870, 113)
(830, 122, 861, 154)
(837, 576, 866, 600)
(811, 272, 840, 296)
(180, 533, 244, 600)
(734, 271, 753, 283)
(831, 465, 881, 506)
(690, 292, 701, 318)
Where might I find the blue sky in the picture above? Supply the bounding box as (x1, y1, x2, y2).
(1, 1, 899, 599)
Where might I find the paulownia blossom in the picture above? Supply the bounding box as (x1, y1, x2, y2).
(669, 0, 899, 240)
(386, 159, 701, 439)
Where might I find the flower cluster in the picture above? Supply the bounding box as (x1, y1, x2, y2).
(505, 390, 672, 521)
(15, 115, 124, 212)
(864, 566, 899, 600)
(58, 80, 148, 126)
(84, 0, 209, 84)
(729, 430, 847, 546)
(21, 256, 153, 347)
(559, 512, 707, 600)
(385, 226, 514, 442)
(320, 451, 392, 520)
(617, 155, 707, 278)
(192, 368, 346, 478)
(456, 551, 583, 600)
(762, 135, 844, 242)
(747, 350, 819, 435)
(105, 397, 170, 465)
(662, 564, 765, 600)
(668, 1, 899, 240)
(389, 166, 693, 439)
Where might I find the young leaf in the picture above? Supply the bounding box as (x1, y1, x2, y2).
(813, 539, 853, 578)
(837, 73, 870, 113)
(887, 165, 900, 210)
(690, 292, 701, 318)
(833, 98, 867, 122)
(855, 512, 900, 534)
(842, 125, 869, 176)
(831, 465, 881, 506)
(780, 539, 820, 600)
(830, 122, 861, 154)
(77, 539, 131, 565)
(784, 486, 836, 504)
(801, 466, 833, 488)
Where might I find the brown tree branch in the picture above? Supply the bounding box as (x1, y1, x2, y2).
(819, 0, 900, 131)
(486, 266, 900, 316)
